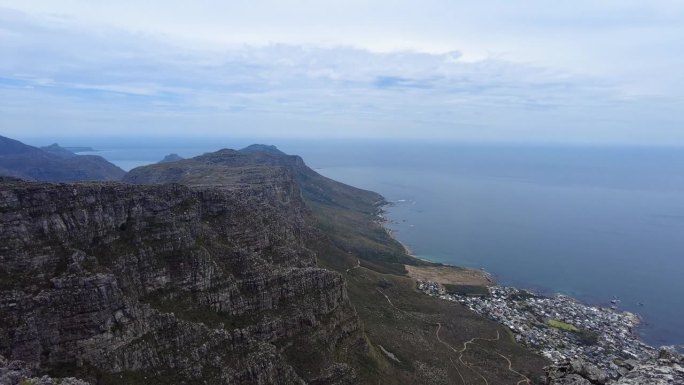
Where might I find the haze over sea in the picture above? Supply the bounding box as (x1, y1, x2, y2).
(27, 137, 684, 350)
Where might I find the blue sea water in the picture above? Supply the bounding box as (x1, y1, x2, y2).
(26, 137, 684, 349)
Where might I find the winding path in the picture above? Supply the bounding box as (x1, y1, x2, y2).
(376, 288, 531, 385)
(346, 258, 361, 273)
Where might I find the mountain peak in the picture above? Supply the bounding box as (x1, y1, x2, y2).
(158, 153, 184, 164)
(239, 144, 287, 156)
(41, 143, 77, 158)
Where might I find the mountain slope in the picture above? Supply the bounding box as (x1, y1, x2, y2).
(124, 145, 549, 384)
(126, 146, 414, 269)
(0, 135, 125, 182)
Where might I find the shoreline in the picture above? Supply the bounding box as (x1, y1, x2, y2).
(380, 211, 496, 285)
(378, 214, 497, 286)
(378, 201, 660, 354)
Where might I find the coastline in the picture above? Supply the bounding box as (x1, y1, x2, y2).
(377, 205, 682, 384)
(379, 200, 649, 329)
(377, 200, 665, 371)
(380, 209, 496, 286)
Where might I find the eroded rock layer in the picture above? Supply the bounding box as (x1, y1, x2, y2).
(0, 176, 362, 384)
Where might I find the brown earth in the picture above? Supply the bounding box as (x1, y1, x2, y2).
(405, 264, 494, 286)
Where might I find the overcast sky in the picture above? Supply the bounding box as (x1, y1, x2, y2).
(1, 1, 683, 144)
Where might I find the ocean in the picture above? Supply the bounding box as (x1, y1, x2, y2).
(29, 137, 684, 349)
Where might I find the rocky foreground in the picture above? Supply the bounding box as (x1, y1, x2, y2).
(547, 347, 684, 385)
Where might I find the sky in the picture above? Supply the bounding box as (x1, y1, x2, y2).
(1, 1, 683, 144)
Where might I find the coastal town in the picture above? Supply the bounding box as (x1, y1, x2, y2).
(417, 281, 657, 378)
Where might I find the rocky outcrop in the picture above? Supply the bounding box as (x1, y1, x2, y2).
(614, 347, 684, 385)
(546, 347, 684, 385)
(546, 360, 609, 384)
(0, 175, 363, 384)
(0, 355, 92, 385)
(40, 144, 78, 159)
(240, 144, 287, 156)
(157, 154, 183, 164)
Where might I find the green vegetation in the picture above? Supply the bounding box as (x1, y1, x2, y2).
(575, 329, 600, 346)
(301, 177, 432, 273)
(546, 320, 598, 345)
(443, 283, 490, 296)
(303, 166, 550, 384)
(548, 319, 580, 332)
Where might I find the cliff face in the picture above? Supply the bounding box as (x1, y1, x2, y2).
(0, 176, 362, 384)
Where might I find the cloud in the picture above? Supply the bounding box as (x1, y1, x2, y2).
(0, 4, 682, 144)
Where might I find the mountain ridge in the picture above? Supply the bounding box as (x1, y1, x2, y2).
(1, 142, 550, 384)
(0, 135, 125, 182)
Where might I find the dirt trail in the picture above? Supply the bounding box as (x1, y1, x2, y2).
(376, 288, 531, 385)
(346, 258, 361, 273)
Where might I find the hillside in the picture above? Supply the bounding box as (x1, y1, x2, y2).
(124, 145, 550, 384)
(0, 136, 125, 182)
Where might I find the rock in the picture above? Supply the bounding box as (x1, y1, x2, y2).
(0, 170, 364, 384)
(569, 359, 609, 384)
(548, 348, 684, 385)
(622, 359, 640, 370)
(552, 374, 593, 385)
(157, 153, 184, 164)
(0, 356, 33, 385)
(546, 359, 609, 385)
(614, 348, 684, 385)
(657, 346, 681, 363)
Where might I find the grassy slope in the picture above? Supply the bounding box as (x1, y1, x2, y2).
(296, 165, 429, 275)
(302, 173, 550, 385)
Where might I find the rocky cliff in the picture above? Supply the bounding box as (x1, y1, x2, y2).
(0, 175, 364, 384)
(1, 145, 554, 385)
(123, 146, 552, 385)
(125, 147, 412, 267)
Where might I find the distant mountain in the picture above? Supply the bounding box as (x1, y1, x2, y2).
(40, 143, 77, 158)
(125, 144, 413, 265)
(0, 135, 125, 182)
(157, 153, 184, 163)
(239, 143, 287, 156)
(128, 145, 382, 214)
